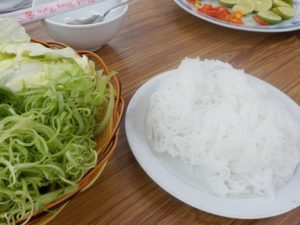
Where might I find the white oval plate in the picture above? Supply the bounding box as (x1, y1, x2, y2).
(125, 69, 300, 219)
(174, 0, 300, 32)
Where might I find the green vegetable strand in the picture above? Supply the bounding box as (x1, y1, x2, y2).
(0, 50, 114, 224)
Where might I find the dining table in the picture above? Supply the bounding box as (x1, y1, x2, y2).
(24, 0, 300, 224)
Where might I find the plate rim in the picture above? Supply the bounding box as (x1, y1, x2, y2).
(125, 69, 300, 219)
(174, 0, 300, 33)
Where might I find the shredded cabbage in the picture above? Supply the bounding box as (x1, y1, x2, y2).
(0, 18, 30, 44)
(0, 20, 114, 224)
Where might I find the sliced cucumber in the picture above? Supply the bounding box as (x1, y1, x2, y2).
(257, 10, 282, 24)
(218, 0, 240, 8)
(273, 6, 295, 19)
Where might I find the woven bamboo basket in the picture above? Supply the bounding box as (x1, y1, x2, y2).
(15, 40, 124, 225)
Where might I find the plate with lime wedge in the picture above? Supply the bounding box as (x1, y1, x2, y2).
(174, 0, 300, 32)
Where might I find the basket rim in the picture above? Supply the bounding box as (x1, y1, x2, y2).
(15, 39, 124, 224)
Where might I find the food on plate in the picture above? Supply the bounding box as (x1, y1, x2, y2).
(197, 4, 244, 24)
(232, 0, 255, 15)
(219, 0, 239, 8)
(284, 0, 294, 5)
(257, 10, 282, 23)
(273, 0, 291, 7)
(145, 58, 300, 197)
(272, 6, 296, 19)
(0, 19, 114, 224)
(253, 0, 272, 12)
(187, 0, 296, 25)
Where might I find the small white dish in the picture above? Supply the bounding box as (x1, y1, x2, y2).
(125, 69, 300, 219)
(32, 0, 128, 51)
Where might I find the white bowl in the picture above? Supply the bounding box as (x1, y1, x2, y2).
(32, 0, 128, 51)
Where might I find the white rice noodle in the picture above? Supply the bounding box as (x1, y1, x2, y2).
(145, 58, 300, 197)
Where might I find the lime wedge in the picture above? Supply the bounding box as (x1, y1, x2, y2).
(272, 7, 281, 14)
(273, 0, 291, 7)
(232, 0, 255, 14)
(218, 0, 240, 8)
(282, 0, 293, 4)
(253, 0, 272, 11)
(273, 6, 295, 19)
(257, 10, 282, 24)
